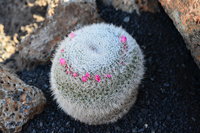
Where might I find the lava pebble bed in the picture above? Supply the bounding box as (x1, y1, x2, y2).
(5, 1, 200, 133)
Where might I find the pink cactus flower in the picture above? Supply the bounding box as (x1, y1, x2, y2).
(68, 32, 76, 39)
(105, 74, 112, 78)
(120, 35, 127, 43)
(81, 76, 88, 82)
(85, 72, 91, 78)
(60, 58, 66, 65)
(72, 72, 78, 77)
(95, 75, 101, 82)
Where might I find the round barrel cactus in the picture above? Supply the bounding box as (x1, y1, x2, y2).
(50, 23, 144, 125)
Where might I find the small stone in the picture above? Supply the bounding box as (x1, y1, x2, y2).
(39, 122, 43, 127)
(150, 77, 154, 81)
(144, 123, 148, 128)
(123, 16, 130, 23)
(66, 121, 70, 127)
(163, 83, 170, 87)
(191, 117, 196, 122)
(44, 84, 48, 89)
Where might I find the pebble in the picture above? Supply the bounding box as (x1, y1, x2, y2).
(144, 123, 148, 128)
(163, 83, 170, 87)
(123, 16, 130, 23)
(44, 84, 49, 89)
(40, 122, 43, 127)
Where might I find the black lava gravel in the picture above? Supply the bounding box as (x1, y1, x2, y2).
(14, 1, 200, 133)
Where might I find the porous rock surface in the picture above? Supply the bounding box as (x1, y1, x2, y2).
(159, 0, 200, 69)
(4, 1, 101, 72)
(101, 0, 159, 14)
(0, 64, 46, 133)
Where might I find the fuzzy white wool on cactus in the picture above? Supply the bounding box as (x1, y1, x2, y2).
(50, 23, 144, 125)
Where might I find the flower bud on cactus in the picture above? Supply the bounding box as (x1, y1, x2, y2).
(50, 23, 144, 125)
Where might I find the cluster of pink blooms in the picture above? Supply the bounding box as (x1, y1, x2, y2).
(58, 33, 128, 83)
(120, 35, 128, 50)
(68, 32, 76, 39)
(59, 58, 112, 83)
(119, 35, 128, 65)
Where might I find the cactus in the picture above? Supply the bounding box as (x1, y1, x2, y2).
(50, 23, 144, 125)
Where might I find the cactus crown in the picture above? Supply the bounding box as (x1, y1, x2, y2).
(50, 23, 144, 124)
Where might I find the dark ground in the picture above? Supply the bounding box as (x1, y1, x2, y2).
(13, 1, 200, 133)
